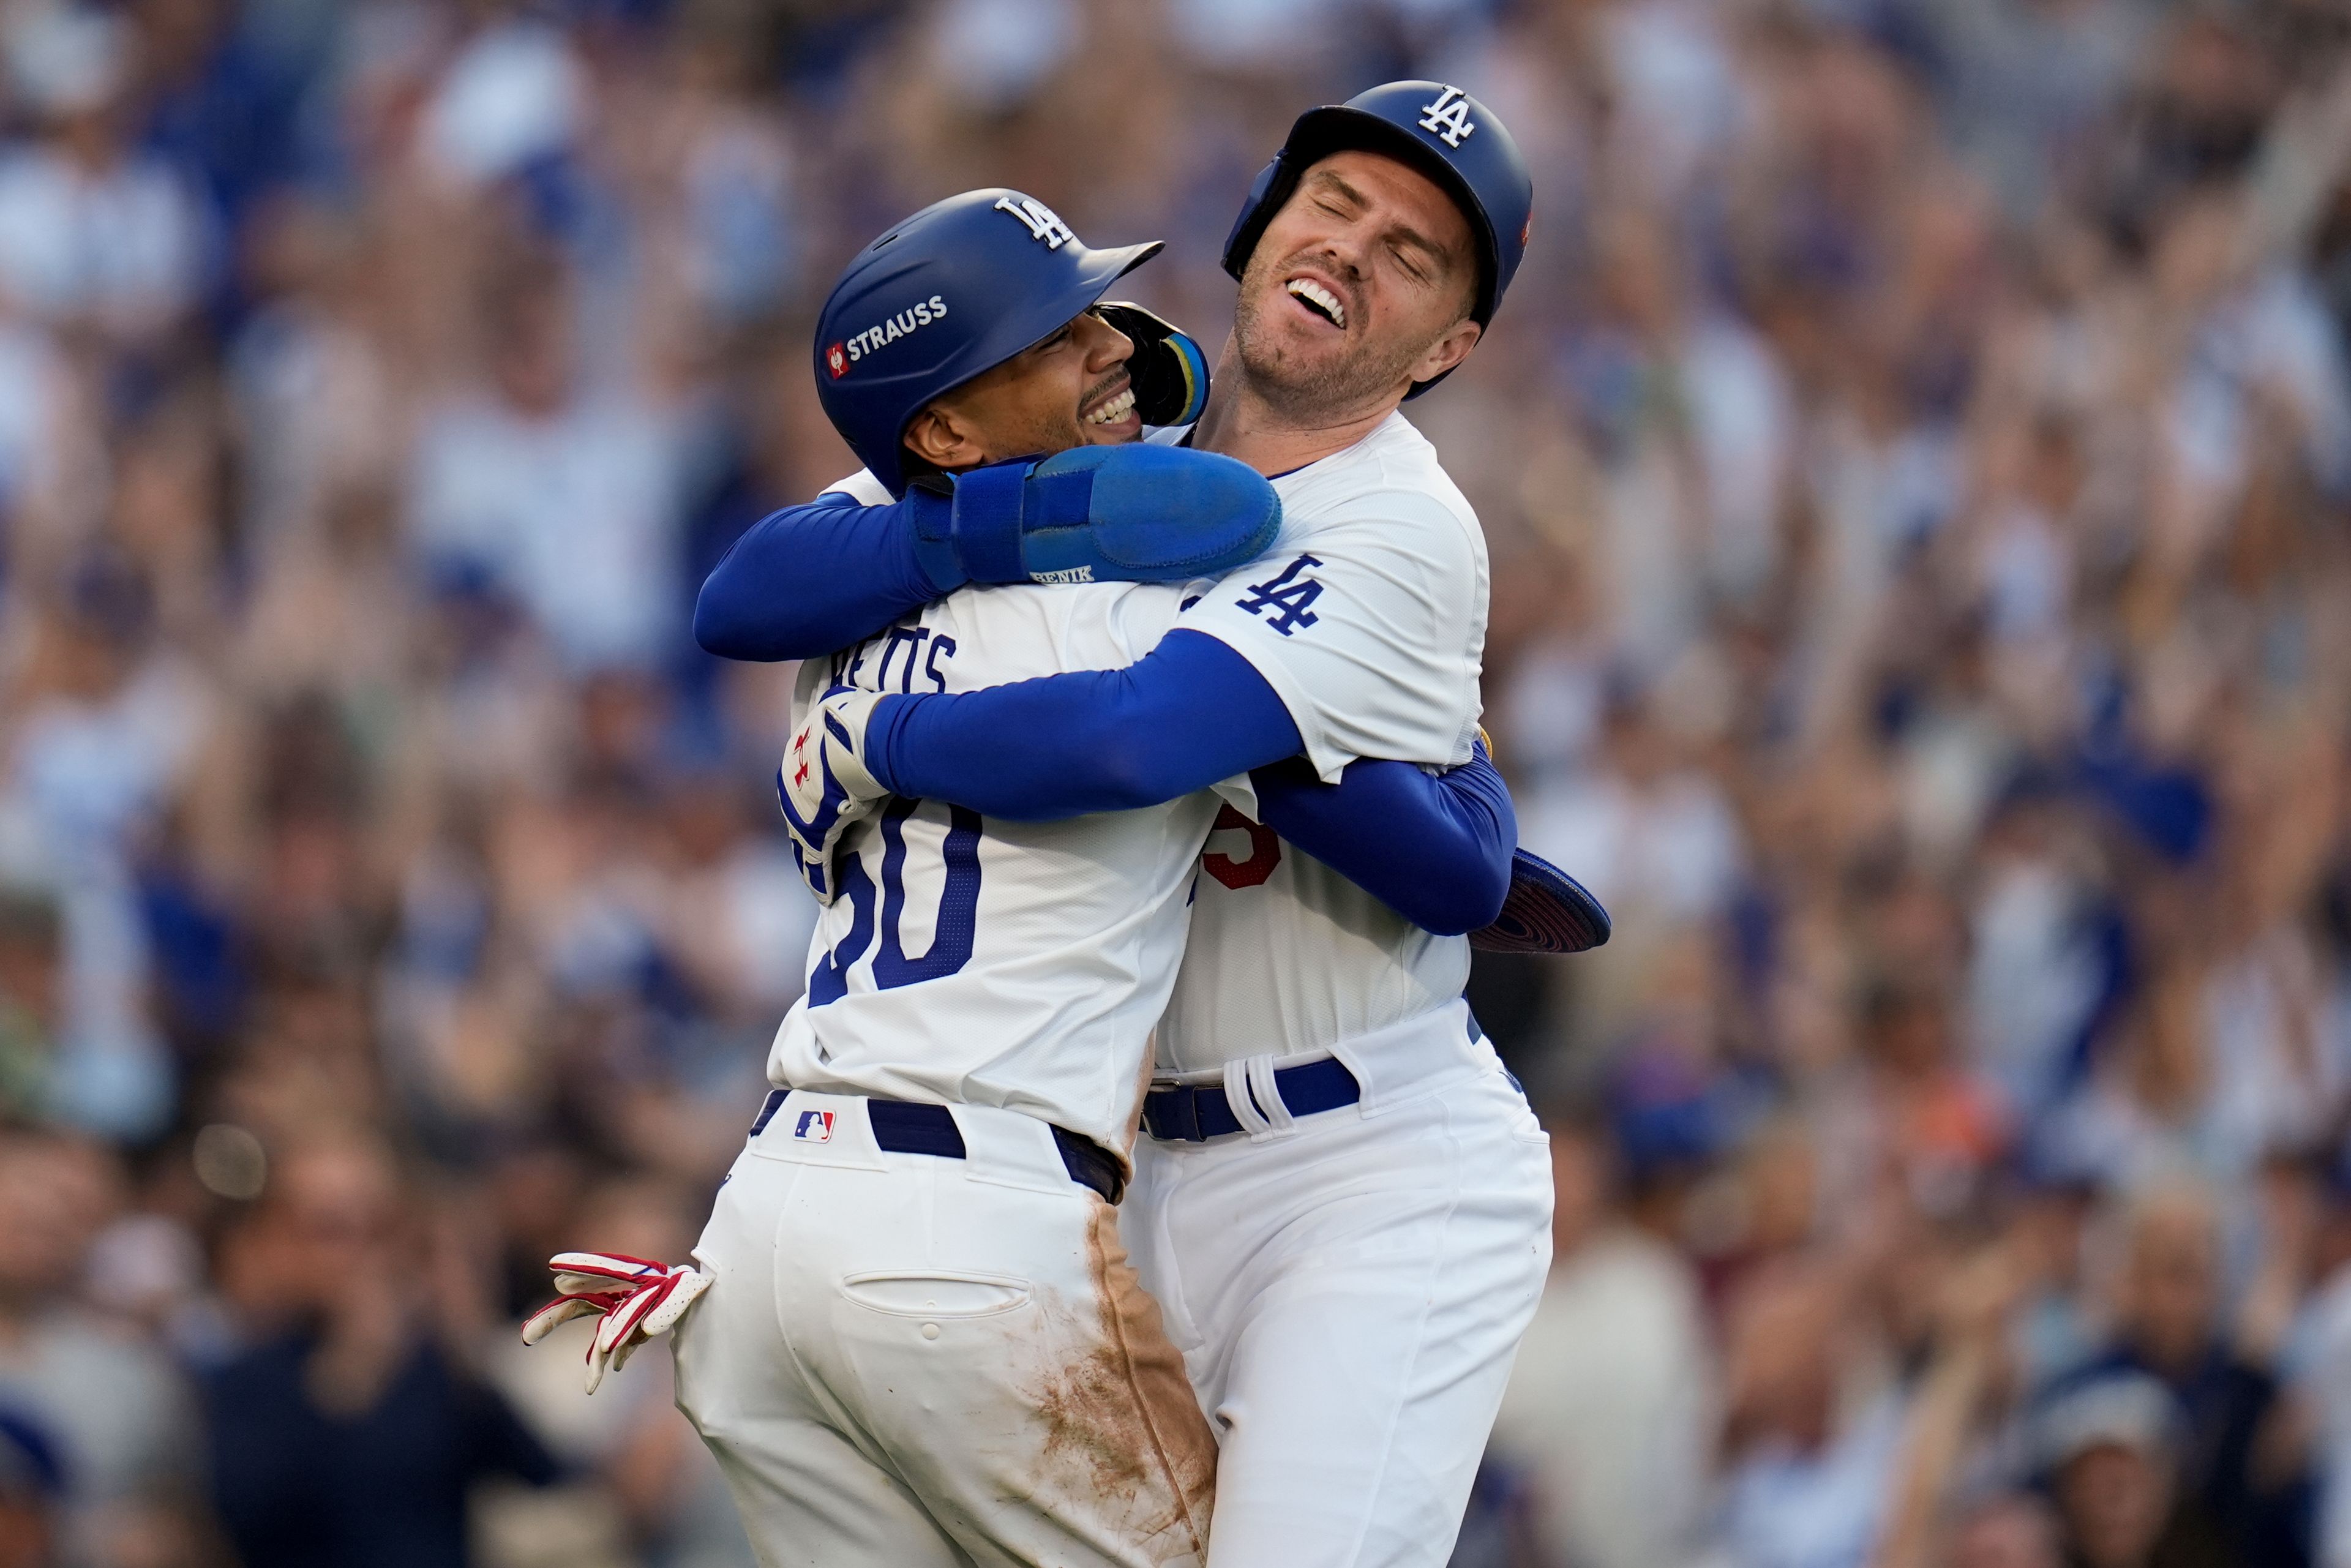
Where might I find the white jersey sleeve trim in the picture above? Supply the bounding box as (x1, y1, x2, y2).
(1189, 609, 1342, 779)
(826, 468, 892, 506)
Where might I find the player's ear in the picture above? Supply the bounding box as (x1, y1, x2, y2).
(903, 403, 982, 471)
(1409, 317, 1480, 387)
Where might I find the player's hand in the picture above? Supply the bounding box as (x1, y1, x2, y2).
(1093, 302, 1211, 427)
(904, 443, 1279, 592)
(777, 685, 888, 904)
(521, 1251, 711, 1394)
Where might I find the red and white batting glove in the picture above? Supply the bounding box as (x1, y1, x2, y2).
(776, 686, 889, 904)
(520, 1252, 711, 1394)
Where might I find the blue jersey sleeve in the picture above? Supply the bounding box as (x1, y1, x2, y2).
(860, 625, 1507, 932)
(1248, 748, 1515, 936)
(866, 630, 1303, 820)
(694, 492, 945, 662)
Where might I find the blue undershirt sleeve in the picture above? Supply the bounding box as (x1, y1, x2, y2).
(694, 493, 945, 662)
(866, 630, 1303, 820)
(1247, 749, 1517, 935)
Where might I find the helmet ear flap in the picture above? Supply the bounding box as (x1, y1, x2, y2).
(1094, 303, 1212, 427)
(1221, 154, 1295, 283)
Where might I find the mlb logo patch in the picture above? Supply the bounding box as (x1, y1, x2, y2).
(794, 1109, 836, 1143)
(826, 342, 848, 378)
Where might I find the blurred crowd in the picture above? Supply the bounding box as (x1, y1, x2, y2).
(0, 0, 2349, 1565)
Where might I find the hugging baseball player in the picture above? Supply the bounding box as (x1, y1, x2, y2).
(529, 81, 1606, 1568)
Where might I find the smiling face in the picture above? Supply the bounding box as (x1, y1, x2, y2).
(902, 306, 1139, 473)
(1230, 148, 1483, 418)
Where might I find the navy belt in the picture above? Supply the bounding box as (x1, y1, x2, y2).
(751, 1091, 1123, 1204)
(1141, 1056, 1362, 1143)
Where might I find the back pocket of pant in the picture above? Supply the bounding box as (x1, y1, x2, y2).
(839, 1269, 1032, 1318)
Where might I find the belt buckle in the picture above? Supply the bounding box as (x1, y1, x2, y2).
(1145, 1084, 1207, 1143)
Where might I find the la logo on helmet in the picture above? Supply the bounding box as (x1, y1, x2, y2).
(994, 195, 1074, 250)
(1418, 86, 1475, 149)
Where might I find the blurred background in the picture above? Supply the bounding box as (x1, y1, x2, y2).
(2, 0, 2351, 1564)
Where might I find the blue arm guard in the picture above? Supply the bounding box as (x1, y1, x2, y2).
(694, 447, 1280, 663)
(1250, 746, 1515, 935)
(868, 630, 1302, 820)
(694, 492, 940, 662)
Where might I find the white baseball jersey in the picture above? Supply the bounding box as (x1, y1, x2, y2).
(1150, 411, 1490, 1075)
(1124, 413, 1532, 1568)
(764, 469, 1227, 1152)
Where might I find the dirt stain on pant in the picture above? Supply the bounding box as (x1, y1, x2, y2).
(1022, 1203, 1217, 1563)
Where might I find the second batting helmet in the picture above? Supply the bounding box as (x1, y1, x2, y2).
(816, 189, 1162, 496)
(1221, 81, 1532, 398)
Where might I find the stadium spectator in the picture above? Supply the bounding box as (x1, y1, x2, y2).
(194, 1135, 558, 1568)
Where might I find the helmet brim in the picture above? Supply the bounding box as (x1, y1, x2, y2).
(880, 238, 1163, 492)
(986, 238, 1164, 372)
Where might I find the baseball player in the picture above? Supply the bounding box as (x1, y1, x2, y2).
(708, 84, 1581, 1567)
(534, 187, 1540, 1566)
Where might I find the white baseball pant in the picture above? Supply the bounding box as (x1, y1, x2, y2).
(673, 1090, 1217, 1567)
(1128, 1005, 1553, 1567)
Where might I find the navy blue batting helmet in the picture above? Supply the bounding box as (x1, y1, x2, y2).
(1222, 81, 1532, 398)
(815, 189, 1163, 496)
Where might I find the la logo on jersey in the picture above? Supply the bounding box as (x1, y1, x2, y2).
(793, 1109, 836, 1143)
(1235, 552, 1325, 637)
(1418, 86, 1475, 149)
(995, 195, 1074, 250)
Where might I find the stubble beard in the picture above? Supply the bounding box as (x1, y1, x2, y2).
(1005, 367, 1139, 457)
(1231, 254, 1434, 422)
(986, 403, 1089, 463)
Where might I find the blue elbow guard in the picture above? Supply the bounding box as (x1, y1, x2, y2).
(908, 444, 1280, 590)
